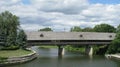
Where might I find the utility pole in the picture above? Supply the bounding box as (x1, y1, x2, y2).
(64, 28, 66, 32)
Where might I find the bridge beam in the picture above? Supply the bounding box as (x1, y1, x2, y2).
(58, 45, 65, 56)
(85, 45, 93, 56)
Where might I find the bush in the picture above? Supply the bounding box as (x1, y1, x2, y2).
(93, 46, 100, 55)
(65, 45, 85, 53)
(106, 39, 120, 54)
(1, 45, 19, 50)
(106, 31, 120, 54)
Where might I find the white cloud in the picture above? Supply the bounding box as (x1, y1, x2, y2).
(0, 0, 120, 31)
(21, 24, 45, 31)
(31, 0, 88, 14)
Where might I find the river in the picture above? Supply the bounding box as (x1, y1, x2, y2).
(7, 46, 120, 67)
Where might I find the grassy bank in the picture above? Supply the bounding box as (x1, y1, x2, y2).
(39, 46, 58, 48)
(0, 49, 32, 58)
(0, 49, 33, 63)
(65, 45, 85, 53)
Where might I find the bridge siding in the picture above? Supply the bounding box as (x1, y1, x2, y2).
(26, 32, 115, 40)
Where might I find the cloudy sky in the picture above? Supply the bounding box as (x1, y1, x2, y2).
(0, 0, 120, 31)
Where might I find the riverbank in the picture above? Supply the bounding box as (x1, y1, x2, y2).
(0, 49, 32, 57)
(65, 45, 85, 53)
(0, 49, 37, 66)
(105, 54, 120, 60)
(39, 46, 57, 48)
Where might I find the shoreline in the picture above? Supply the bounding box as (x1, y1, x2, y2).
(105, 54, 120, 60)
(0, 49, 37, 66)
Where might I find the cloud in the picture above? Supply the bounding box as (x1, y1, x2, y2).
(0, 0, 120, 31)
(21, 24, 45, 31)
(31, 0, 88, 14)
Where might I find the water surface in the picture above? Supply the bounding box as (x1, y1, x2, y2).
(7, 46, 120, 67)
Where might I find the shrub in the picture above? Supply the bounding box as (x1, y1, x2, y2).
(106, 39, 120, 54)
(1, 45, 19, 50)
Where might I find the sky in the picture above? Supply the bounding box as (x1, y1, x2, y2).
(0, 0, 120, 31)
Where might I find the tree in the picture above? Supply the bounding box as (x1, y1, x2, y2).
(16, 29, 27, 49)
(0, 11, 20, 47)
(70, 26, 82, 32)
(39, 27, 53, 31)
(116, 24, 120, 33)
(93, 23, 116, 33)
(107, 32, 120, 54)
(82, 27, 93, 32)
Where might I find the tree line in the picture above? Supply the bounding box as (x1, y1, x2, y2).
(39, 23, 117, 33)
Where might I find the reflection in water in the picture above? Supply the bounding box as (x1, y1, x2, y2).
(7, 46, 120, 67)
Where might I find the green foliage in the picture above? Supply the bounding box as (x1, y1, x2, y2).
(70, 24, 116, 33)
(82, 27, 94, 32)
(107, 32, 120, 54)
(70, 26, 82, 32)
(0, 57, 7, 63)
(93, 46, 100, 55)
(16, 29, 27, 49)
(115, 32, 120, 39)
(39, 46, 57, 48)
(107, 39, 120, 54)
(93, 45, 108, 55)
(0, 11, 26, 49)
(116, 24, 120, 32)
(0, 11, 20, 47)
(65, 45, 85, 53)
(94, 23, 116, 33)
(39, 27, 53, 31)
(1, 45, 19, 50)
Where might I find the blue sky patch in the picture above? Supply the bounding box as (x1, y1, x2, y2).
(22, 0, 31, 5)
(89, 0, 120, 4)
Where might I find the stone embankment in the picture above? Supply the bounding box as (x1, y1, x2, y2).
(0, 50, 37, 66)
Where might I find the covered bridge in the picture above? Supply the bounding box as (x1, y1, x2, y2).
(25, 32, 116, 56)
(26, 31, 116, 46)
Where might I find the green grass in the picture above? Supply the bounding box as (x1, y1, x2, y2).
(39, 46, 58, 48)
(0, 49, 32, 58)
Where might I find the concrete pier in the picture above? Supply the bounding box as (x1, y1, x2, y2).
(58, 45, 65, 56)
(85, 45, 93, 56)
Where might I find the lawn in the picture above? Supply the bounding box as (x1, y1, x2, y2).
(0, 49, 32, 58)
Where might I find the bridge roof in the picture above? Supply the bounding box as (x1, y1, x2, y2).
(25, 32, 116, 41)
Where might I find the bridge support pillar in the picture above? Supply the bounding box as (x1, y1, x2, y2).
(85, 45, 93, 56)
(58, 45, 65, 56)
